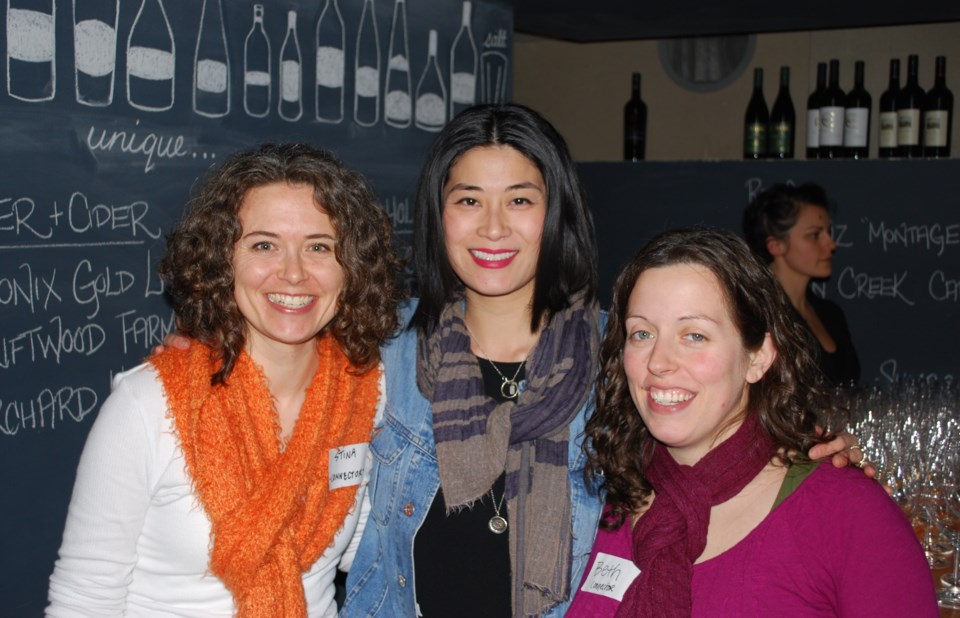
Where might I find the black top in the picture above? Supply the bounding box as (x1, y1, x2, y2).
(807, 292, 860, 386)
(412, 357, 524, 617)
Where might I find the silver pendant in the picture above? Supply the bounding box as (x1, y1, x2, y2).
(500, 378, 519, 399)
(489, 514, 508, 534)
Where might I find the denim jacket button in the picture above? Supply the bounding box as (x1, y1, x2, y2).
(398, 575, 407, 587)
(402, 502, 415, 516)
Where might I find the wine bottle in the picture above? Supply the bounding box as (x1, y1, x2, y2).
(415, 29, 446, 132)
(896, 54, 924, 158)
(243, 4, 271, 118)
(6, 0, 56, 102)
(354, 0, 381, 127)
(806, 62, 826, 159)
(73, 0, 119, 106)
(278, 10, 302, 121)
(878, 59, 900, 158)
(623, 72, 647, 161)
(315, 0, 345, 123)
(126, 0, 175, 112)
(923, 56, 953, 158)
(769, 66, 795, 159)
(384, 0, 412, 128)
(818, 59, 845, 158)
(449, 1, 477, 119)
(843, 60, 871, 159)
(743, 67, 768, 159)
(193, 0, 230, 118)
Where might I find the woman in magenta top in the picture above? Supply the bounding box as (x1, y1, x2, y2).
(568, 228, 936, 617)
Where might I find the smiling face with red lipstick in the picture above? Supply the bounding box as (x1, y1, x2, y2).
(622, 262, 775, 465)
(232, 182, 345, 355)
(441, 145, 547, 307)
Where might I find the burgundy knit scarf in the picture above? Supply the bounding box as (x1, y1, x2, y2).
(616, 415, 776, 617)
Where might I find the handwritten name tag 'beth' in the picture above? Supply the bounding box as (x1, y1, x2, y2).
(579, 552, 642, 601)
(328, 443, 369, 490)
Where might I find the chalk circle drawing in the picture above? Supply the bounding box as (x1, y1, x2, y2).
(449, 1, 476, 119)
(354, 0, 380, 127)
(480, 51, 508, 104)
(73, 0, 118, 107)
(193, 0, 230, 118)
(278, 10, 302, 122)
(384, 0, 411, 128)
(315, 0, 345, 123)
(243, 4, 271, 118)
(126, 0, 175, 112)
(7, 0, 56, 102)
(415, 29, 446, 132)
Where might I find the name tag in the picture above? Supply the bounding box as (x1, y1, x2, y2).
(328, 443, 369, 490)
(579, 552, 641, 601)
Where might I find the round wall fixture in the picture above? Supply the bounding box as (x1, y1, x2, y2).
(658, 35, 756, 92)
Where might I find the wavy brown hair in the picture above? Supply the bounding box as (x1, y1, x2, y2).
(159, 143, 403, 384)
(586, 227, 835, 529)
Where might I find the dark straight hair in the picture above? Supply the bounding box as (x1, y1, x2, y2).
(410, 104, 598, 334)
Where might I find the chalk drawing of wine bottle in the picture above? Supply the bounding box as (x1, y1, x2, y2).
(449, 0, 476, 119)
(72, 0, 118, 106)
(243, 4, 271, 118)
(415, 30, 446, 132)
(193, 0, 230, 117)
(480, 50, 508, 104)
(6, 0, 56, 102)
(383, 0, 411, 128)
(126, 0, 175, 112)
(353, 0, 380, 127)
(314, 0, 344, 123)
(278, 10, 302, 121)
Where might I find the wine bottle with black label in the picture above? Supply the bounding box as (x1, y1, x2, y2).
(806, 62, 826, 159)
(818, 59, 845, 158)
(878, 59, 900, 158)
(923, 56, 953, 158)
(843, 60, 871, 159)
(896, 54, 924, 158)
(623, 72, 647, 161)
(743, 68, 768, 159)
(770, 66, 795, 159)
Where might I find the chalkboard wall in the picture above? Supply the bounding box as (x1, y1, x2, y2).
(580, 159, 960, 385)
(0, 0, 512, 614)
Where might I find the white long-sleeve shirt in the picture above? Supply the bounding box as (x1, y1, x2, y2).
(47, 363, 377, 617)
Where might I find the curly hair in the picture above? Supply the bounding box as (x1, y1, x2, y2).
(159, 143, 403, 384)
(585, 227, 835, 529)
(410, 103, 597, 335)
(742, 182, 834, 263)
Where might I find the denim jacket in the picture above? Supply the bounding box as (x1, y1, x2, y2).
(341, 302, 606, 617)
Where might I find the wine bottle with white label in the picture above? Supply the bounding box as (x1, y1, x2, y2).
(818, 59, 844, 159)
(243, 5, 271, 118)
(193, 0, 230, 118)
(843, 60, 870, 159)
(315, 0, 345, 123)
(806, 62, 826, 159)
(353, 0, 381, 127)
(415, 30, 446, 132)
(7, 0, 56, 102)
(384, 0, 412, 128)
(896, 54, 924, 158)
(878, 59, 900, 159)
(278, 10, 303, 122)
(923, 56, 953, 158)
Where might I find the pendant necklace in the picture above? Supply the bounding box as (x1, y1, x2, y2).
(488, 488, 508, 534)
(465, 326, 527, 400)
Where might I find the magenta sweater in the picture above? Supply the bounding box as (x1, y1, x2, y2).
(567, 463, 938, 616)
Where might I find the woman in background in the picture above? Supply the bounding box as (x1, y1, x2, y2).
(568, 227, 934, 616)
(47, 144, 401, 617)
(742, 182, 860, 385)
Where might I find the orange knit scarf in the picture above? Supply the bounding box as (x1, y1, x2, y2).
(150, 336, 381, 617)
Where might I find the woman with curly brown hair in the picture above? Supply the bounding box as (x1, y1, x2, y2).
(567, 227, 935, 617)
(47, 143, 403, 617)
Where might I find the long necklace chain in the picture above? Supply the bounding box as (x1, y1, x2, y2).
(465, 327, 527, 400)
(487, 488, 508, 534)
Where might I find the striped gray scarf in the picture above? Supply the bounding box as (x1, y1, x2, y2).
(416, 293, 599, 617)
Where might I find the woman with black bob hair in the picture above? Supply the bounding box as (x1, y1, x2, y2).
(742, 182, 859, 385)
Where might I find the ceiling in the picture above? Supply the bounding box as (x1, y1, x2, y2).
(504, 0, 960, 43)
